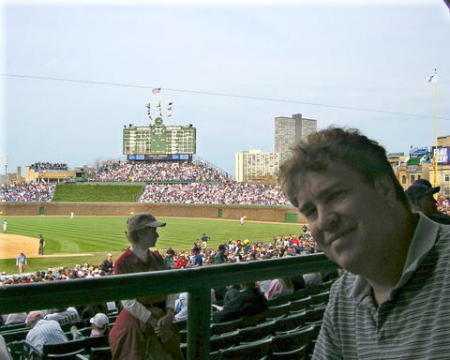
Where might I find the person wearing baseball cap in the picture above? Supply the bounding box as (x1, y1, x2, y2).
(109, 213, 183, 360)
(89, 313, 109, 337)
(405, 179, 450, 224)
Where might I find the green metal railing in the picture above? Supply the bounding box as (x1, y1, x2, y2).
(0, 254, 337, 359)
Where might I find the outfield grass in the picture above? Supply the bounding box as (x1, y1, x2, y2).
(0, 216, 300, 274)
(53, 183, 145, 202)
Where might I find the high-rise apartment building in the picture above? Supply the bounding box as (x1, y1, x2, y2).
(235, 150, 280, 182)
(274, 113, 317, 163)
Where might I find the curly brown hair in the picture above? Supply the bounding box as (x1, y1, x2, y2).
(278, 127, 409, 209)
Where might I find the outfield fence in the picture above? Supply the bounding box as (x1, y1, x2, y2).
(0, 253, 336, 360)
(0, 202, 305, 223)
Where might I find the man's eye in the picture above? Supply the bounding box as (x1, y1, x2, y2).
(328, 190, 346, 202)
(303, 208, 317, 219)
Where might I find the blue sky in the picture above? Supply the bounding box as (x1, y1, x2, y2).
(2, 1, 450, 176)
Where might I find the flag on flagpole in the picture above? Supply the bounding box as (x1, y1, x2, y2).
(428, 68, 438, 83)
(152, 88, 161, 94)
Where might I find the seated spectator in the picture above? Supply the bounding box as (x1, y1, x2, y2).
(4, 312, 27, 325)
(190, 247, 203, 267)
(25, 311, 68, 355)
(174, 293, 188, 322)
(0, 335, 13, 360)
(213, 245, 228, 264)
(264, 277, 295, 300)
(89, 313, 110, 337)
(164, 249, 176, 269)
(100, 254, 114, 274)
(213, 282, 267, 323)
(44, 306, 80, 326)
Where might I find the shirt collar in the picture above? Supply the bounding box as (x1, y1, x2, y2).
(350, 212, 440, 304)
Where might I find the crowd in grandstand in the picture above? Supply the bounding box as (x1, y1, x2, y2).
(30, 162, 68, 171)
(91, 160, 230, 183)
(139, 182, 290, 206)
(1, 160, 292, 206)
(0, 183, 55, 202)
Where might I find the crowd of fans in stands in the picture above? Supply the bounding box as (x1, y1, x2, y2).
(91, 160, 230, 183)
(1, 160, 291, 206)
(30, 162, 68, 171)
(139, 182, 290, 206)
(0, 183, 55, 202)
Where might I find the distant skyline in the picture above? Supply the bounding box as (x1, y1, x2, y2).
(2, 1, 450, 177)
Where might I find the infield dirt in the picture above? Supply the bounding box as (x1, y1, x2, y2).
(0, 233, 91, 260)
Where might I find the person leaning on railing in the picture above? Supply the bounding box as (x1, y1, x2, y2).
(108, 213, 183, 360)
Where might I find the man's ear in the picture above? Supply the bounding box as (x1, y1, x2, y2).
(374, 175, 396, 207)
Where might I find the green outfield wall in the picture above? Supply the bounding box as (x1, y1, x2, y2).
(0, 202, 306, 223)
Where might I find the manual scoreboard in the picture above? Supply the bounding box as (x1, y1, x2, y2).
(123, 117, 196, 161)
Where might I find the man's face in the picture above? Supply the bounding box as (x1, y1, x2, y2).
(295, 162, 393, 274)
(415, 193, 437, 215)
(135, 226, 159, 249)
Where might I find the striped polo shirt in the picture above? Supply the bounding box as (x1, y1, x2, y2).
(312, 213, 450, 360)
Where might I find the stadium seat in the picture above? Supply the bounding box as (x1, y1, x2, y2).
(0, 328, 29, 343)
(84, 335, 109, 353)
(269, 344, 308, 360)
(238, 320, 276, 343)
(265, 303, 291, 319)
(303, 306, 326, 323)
(241, 311, 267, 328)
(309, 291, 330, 305)
(266, 294, 291, 307)
(46, 348, 86, 360)
(289, 289, 309, 301)
(210, 330, 240, 352)
(274, 310, 307, 333)
(289, 296, 312, 312)
(87, 346, 112, 360)
(210, 318, 243, 335)
(219, 336, 273, 360)
(25, 338, 88, 360)
(270, 326, 316, 353)
(0, 323, 27, 332)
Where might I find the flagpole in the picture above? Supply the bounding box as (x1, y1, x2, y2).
(431, 68, 440, 188)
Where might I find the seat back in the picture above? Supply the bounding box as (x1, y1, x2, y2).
(269, 344, 308, 360)
(210, 318, 242, 335)
(289, 296, 312, 312)
(241, 311, 267, 328)
(43, 338, 87, 357)
(90, 346, 112, 360)
(84, 335, 109, 353)
(210, 330, 240, 352)
(220, 336, 272, 360)
(0, 328, 29, 343)
(266, 303, 291, 319)
(46, 348, 86, 360)
(238, 320, 276, 343)
(271, 326, 315, 353)
(274, 310, 306, 332)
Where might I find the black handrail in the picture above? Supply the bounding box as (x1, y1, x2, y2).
(0, 253, 336, 359)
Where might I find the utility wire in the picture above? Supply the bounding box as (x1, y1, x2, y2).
(2, 73, 449, 121)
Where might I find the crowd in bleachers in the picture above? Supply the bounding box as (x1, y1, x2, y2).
(91, 160, 230, 183)
(2, 160, 293, 206)
(139, 182, 290, 206)
(30, 162, 68, 171)
(0, 183, 55, 202)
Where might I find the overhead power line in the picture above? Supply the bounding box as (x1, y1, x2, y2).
(2, 73, 449, 121)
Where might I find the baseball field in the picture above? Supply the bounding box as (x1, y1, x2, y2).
(0, 216, 301, 274)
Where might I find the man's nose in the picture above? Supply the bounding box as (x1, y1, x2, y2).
(316, 209, 340, 232)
